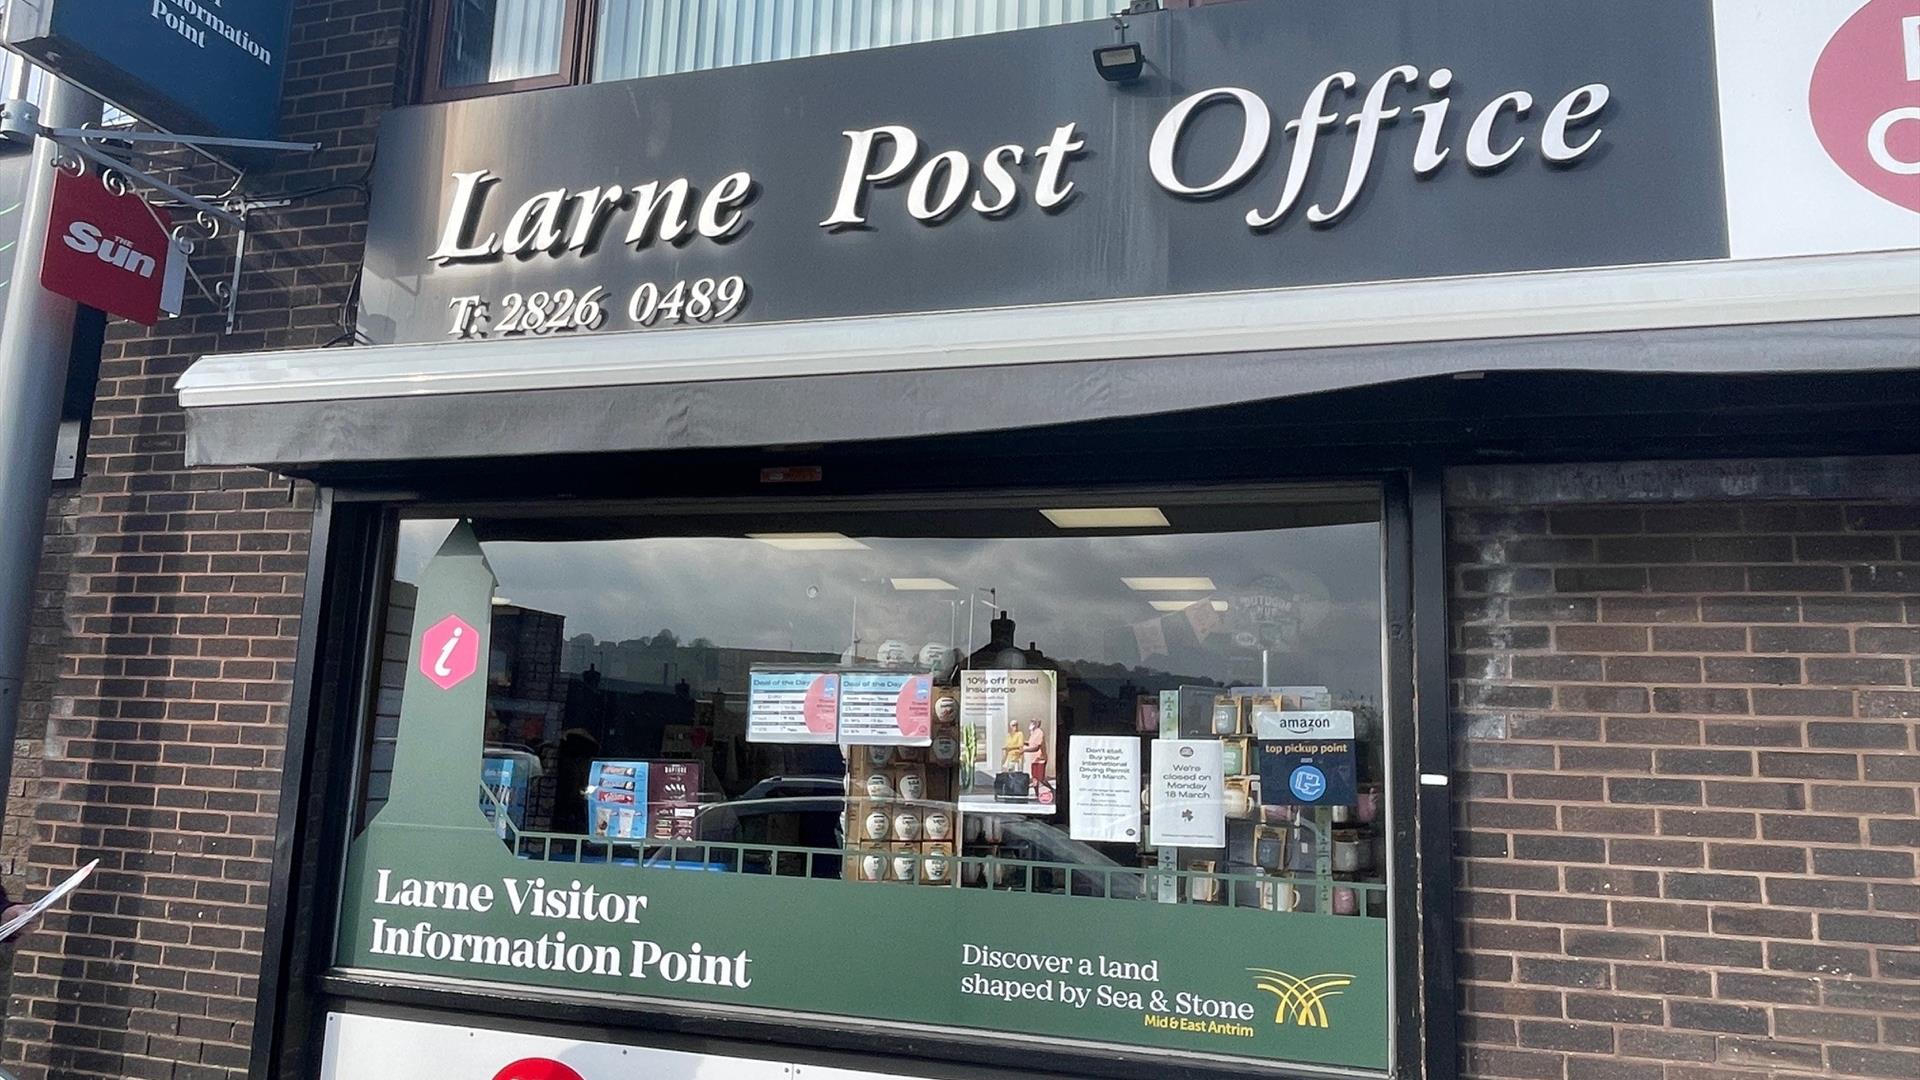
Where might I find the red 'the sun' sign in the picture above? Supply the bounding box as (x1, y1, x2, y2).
(40, 168, 181, 325)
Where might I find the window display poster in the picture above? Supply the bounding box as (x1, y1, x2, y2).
(747, 669, 840, 744)
(1068, 735, 1141, 842)
(588, 760, 648, 839)
(646, 761, 702, 840)
(958, 669, 1058, 815)
(479, 753, 528, 835)
(1258, 738, 1358, 807)
(1149, 739, 1226, 848)
(838, 672, 934, 747)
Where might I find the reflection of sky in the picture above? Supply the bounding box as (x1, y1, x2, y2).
(396, 518, 1383, 701)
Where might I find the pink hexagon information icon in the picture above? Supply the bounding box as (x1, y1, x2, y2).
(419, 614, 480, 691)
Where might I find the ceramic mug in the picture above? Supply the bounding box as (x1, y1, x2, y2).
(924, 810, 953, 841)
(864, 810, 891, 841)
(893, 811, 921, 841)
(923, 853, 951, 882)
(931, 734, 959, 764)
(865, 773, 894, 799)
(1333, 830, 1367, 872)
(891, 853, 919, 881)
(867, 746, 893, 769)
(898, 773, 925, 801)
(1225, 787, 1252, 818)
(860, 853, 885, 881)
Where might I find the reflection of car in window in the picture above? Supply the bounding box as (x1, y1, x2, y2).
(646, 775, 847, 879)
(995, 819, 1145, 900)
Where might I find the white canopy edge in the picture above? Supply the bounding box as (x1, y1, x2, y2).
(177, 249, 1920, 409)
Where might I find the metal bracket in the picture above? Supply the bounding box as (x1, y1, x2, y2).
(35, 124, 317, 333)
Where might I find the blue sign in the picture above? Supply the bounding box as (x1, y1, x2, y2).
(587, 760, 650, 840)
(479, 754, 529, 834)
(5, 0, 292, 141)
(1258, 739, 1358, 807)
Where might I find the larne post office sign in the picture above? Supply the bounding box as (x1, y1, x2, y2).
(357, 0, 1728, 347)
(3, 0, 292, 142)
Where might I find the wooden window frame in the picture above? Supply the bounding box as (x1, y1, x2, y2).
(419, 0, 592, 104)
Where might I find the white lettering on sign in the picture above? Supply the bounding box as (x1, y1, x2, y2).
(1149, 67, 1612, 225)
(1868, 108, 1920, 176)
(428, 168, 756, 264)
(149, 0, 273, 66)
(820, 121, 1086, 226)
(1869, 13, 1920, 176)
(61, 222, 158, 279)
(425, 62, 1618, 338)
(363, 868, 753, 987)
(1905, 14, 1920, 82)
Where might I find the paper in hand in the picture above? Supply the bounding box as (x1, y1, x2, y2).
(0, 859, 98, 942)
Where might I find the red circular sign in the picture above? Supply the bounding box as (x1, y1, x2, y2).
(490, 1059, 585, 1080)
(1809, 0, 1920, 212)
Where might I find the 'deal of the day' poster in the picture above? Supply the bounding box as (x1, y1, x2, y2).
(958, 669, 1057, 815)
(838, 671, 934, 746)
(746, 669, 840, 744)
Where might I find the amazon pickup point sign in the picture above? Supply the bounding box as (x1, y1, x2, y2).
(41, 168, 184, 325)
(3, 0, 291, 142)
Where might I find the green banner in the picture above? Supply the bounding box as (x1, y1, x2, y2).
(337, 523, 1390, 1071)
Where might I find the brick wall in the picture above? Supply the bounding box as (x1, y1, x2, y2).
(2, 2, 408, 1076)
(1452, 499, 1920, 1080)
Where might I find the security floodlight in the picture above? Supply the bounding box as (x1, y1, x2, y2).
(1094, 42, 1146, 83)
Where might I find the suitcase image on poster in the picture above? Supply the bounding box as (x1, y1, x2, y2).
(995, 772, 1030, 800)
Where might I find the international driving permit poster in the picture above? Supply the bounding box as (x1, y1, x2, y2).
(1069, 735, 1141, 842)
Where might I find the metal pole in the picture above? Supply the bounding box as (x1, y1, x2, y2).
(0, 75, 102, 828)
(3, 58, 29, 102)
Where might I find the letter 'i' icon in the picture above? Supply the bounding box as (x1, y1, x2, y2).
(419, 614, 480, 690)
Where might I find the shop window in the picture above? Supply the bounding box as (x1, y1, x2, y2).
(420, 0, 1111, 101)
(340, 491, 1395, 1073)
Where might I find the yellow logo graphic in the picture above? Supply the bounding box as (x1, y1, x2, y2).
(1247, 969, 1355, 1028)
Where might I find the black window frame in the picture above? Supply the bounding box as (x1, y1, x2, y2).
(419, 0, 591, 104)
(250, 471, 1457, 1080)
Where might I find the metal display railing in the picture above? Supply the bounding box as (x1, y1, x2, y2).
(479, 784, 1388, 914)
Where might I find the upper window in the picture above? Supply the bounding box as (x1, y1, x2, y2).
(425, 0, 586, 100)
(336, 489, 1398, 1074)
(423, 0, 1112, 102)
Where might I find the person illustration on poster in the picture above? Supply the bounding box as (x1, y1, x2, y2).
(1024, 718, 1049, 797)
(1001, 719, 1023, 774)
